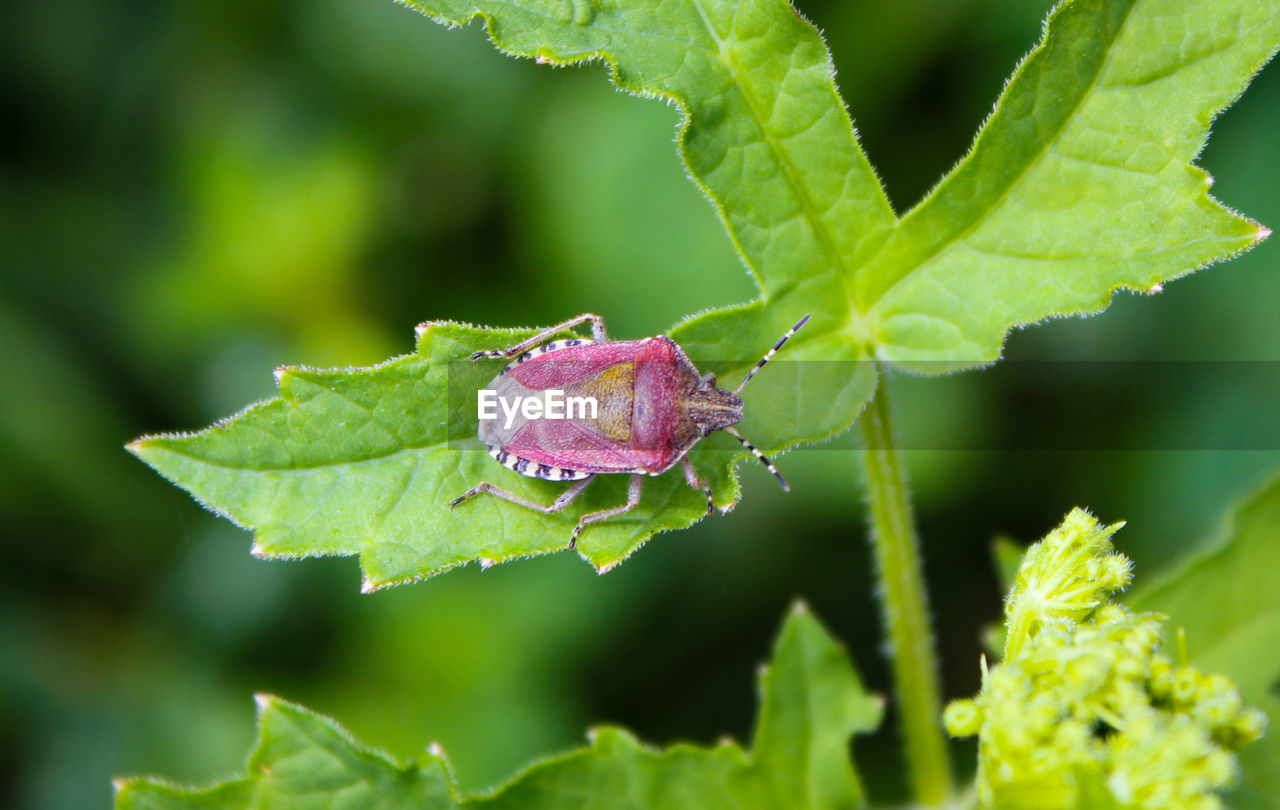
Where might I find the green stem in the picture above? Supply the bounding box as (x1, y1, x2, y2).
(859, 372, 952, 806)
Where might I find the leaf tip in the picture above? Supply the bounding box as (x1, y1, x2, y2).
(790, 598, 810, 615)
(595, 561, 617, 575)
(360, 578, 379, 594)
(414, 322, 433, 342)
(111, 778, 128, 794)
(478, 558, 496, 570)
(1145, 282, 1164, 295)
(1256, 225, 1272, 243)
(427, 741, 446, 758)
(718, 488, 743, 514)
(253, 693, 274, 712)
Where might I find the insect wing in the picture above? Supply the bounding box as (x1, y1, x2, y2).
(493, 339, 666, 474)
(504, 418, 661, 474)
(507, 341, 645, 389)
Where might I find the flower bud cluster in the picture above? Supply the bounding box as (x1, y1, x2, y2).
(944, 509, 1266, 809)
(1002, 508, 1131, 660)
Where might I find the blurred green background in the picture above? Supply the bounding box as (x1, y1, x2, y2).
(2, 0, 1277, 806)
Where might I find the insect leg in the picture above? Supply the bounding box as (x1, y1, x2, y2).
(570, 473, 643, 550)
(680, 456, 713, 517)
(450, 474, 595, 513)
(471, 313, 609, 361)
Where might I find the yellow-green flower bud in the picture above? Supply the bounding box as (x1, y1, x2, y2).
(944, 510, 1266, 809)
(944, 698, 984, 737)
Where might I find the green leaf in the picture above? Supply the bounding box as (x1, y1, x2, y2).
(1127, 474, 1280, 702)
(865, 0, 1277, 365)
(404, 0, 898, 297)
(130, 321, 789, 586)
(133, 0, 1278, 579)
(1127, 474, 1280, 808)
(750, 602, 884, 808)
(115, 603, 884, 810)
(115, 695, 459, 810)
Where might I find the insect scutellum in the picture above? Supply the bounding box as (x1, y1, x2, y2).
(451, 313, 811, 551)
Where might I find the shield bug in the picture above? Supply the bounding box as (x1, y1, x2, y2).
(451, 313, 810, 548)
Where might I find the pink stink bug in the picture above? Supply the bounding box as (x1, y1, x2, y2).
(450, 313, 811, 548)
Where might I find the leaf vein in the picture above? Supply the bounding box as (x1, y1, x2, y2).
(687, 0, 857, 304)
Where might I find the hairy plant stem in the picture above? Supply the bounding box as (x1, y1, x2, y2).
(859, 373, 952, 806)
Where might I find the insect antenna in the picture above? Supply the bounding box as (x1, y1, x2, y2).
(733, 314, 811, 395)
(724, 426, 790, 492)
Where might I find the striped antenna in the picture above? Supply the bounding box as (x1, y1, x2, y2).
(734, 314, 811, 395)
(725, 426, 790, 492)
